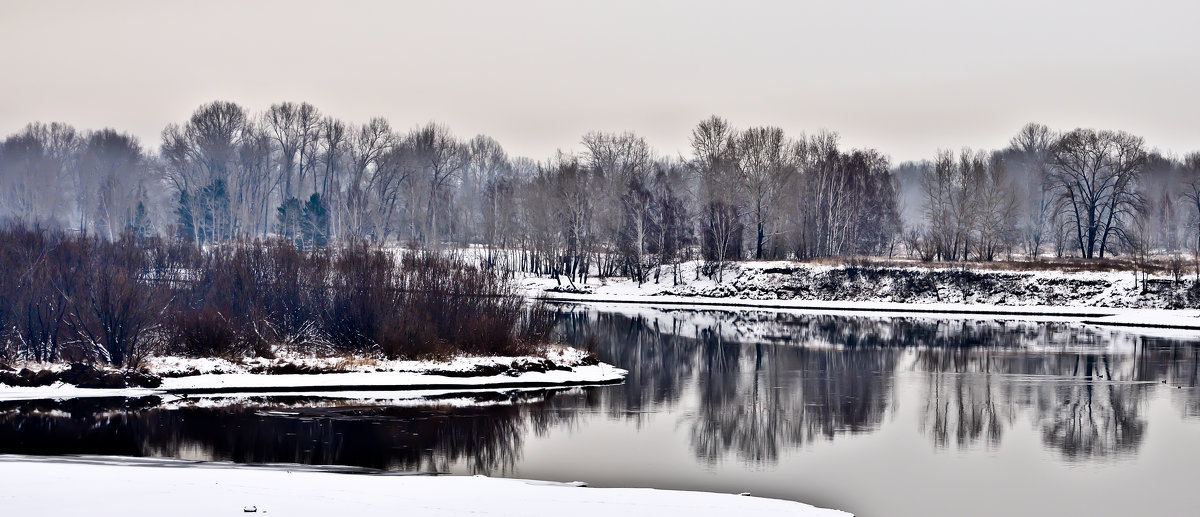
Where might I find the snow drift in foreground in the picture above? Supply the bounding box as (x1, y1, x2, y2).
(0, 457, 851, 516)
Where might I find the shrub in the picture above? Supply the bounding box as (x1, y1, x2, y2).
(0, 223, 551, 366)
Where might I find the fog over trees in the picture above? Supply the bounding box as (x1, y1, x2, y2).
(3, 102, 1199, 280)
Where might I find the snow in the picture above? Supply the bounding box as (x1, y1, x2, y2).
(0, 347, 627, 402)
(153, 387, 578, 410)
(1080, 313, 1200, 333)
(0, 363, 626, 402)
(157, 364, 625, 392)
(521, 260, 1200, 331)
(556, 302, 1166, 355)
(142, 344, 598, 376)
(0, 456, 850, 516)
(0, 385, 159, 401)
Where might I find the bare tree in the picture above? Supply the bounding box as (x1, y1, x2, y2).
(1009, 123, 1057, 259)
(794, 133, 898, 258)
(581, 131, 655, 276)
(265, 102, 322, 201)
(650, 160, 692, 284)
(461, 135, 512, 244)
(736, 126, 794, 259)
(1049, 129, 1147, 258)
(314, 117, 347, 241)
(371, 137, 416, 243)
(1181, 153, 1200, 256)
(689, 116, 743, 276)
(317, 117, 347, 198)
(343, 118, 395, 240)
(973, 153, 1019, 261)
(234, 122, 276, 237)
(409, 123, 468, 247)
(1125, 206, 1154, 291)
(922, 149, 979, 260)
(551, 156, 595, 285)
(0, 123, 78, 227)
(76, 129, 150, 240)
(160, 101, 249, 243)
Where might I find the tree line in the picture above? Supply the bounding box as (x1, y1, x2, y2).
(3, 102, 1199, 282)
(902, 123, 1200, 263)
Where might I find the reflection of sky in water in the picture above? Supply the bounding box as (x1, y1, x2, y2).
(1, 306, 1199, 517)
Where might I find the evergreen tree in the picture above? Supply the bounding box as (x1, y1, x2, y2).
(176, 191, 195, 243)
(129, 200, 151, 240)
(276, 196, 303, 245)
(301, 193, 330, 248)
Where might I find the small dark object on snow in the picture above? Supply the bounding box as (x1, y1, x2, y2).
(126, 370, 163, 388)
(62, 364, 105, 387)
(30, 369, 56, 386)
(100, 372, 127, 388)
(243, 506, 257, 513)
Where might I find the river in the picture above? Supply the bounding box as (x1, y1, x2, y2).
(2, 303, 1198, 516)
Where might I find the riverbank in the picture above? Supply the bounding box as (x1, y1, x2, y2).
(522, 260, 1200, 330)
(0, 456, 850, 516)
(0, 346, 627, 401)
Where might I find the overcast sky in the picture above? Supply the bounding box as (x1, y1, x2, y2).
(2, 0, 1197, 163)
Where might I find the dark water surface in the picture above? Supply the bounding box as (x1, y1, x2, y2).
(3, 304, 1200, 516)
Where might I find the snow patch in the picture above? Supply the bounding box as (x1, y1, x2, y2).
(0, 346, 626, 402)
(0, 457, 851, 516)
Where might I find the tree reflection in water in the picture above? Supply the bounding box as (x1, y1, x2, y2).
(914, 334, 1200, 460)
(555, 305, 1200, 464)
(919, 349, 1150, 459)
(558, 307, 902, 465)
(689, 345, 897, 465)
(0, 391, 583, 474)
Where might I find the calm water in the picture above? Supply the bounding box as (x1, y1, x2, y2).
(3, 304, 1200, 516)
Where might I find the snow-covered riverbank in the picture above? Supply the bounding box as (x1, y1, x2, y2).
(522, 260, 1200, 330)
(0, 456, 850, 516)
(0, 346, 626, 402)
